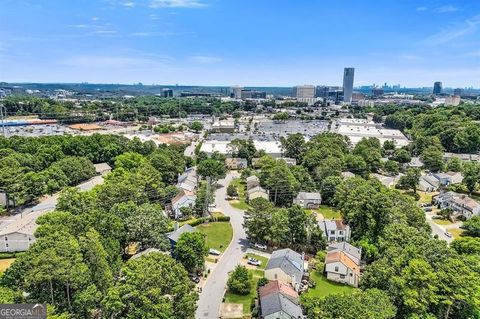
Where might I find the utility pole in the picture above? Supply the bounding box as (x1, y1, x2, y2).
(203, 176, 211, 217)
(0, 104, 6, 137)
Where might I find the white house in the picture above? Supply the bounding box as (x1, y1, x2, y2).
(324, 242, 361, 287)
(434, 191, 480, 219)
(319, 219, 351, 242)
(0, 210, 45, 252)
(176, 167, 198, 193)
(293, 192, 321, 209)
(247, 186, 269, 201)
(246, 175, 260, 190)
(171, 190, 197, 219)
(265, 248, 306, 292)
(419, 172, 463, 192)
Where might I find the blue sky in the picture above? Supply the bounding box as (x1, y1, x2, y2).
(0, 0, 479, 87)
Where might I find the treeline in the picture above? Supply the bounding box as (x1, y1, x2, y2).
(0, 141, 197, 318)
(377, 104, 480, 153)
(302, 177, 480, 319)
(2, 95, 245, 122)
(0, 134, 163, 208)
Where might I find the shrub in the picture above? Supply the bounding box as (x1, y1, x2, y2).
(227, 265, 252, 295)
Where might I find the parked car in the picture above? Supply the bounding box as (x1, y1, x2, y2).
(444, 231, 452, 238)
(209, 248, 221, 256)
(189, 275, 200, 284)
(253, 243, 267, 250)
(247, 257, 261, 266)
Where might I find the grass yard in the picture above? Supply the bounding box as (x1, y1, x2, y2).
(449, 228, 464, 239)
(224, 270, 261, 315)
(245, 253, 269, 270)
(229, 179, 250, 210)
(304, 270, 355, 299)
(317, 205, 342, 219)
(197, 221, 233, 253)
(433, 219, 454, 226)
(418, 191, 436, 204)
(0, 258, 15, 273)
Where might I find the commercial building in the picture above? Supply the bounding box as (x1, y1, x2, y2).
(433, 81, 443, 95)
(162, 88, 173, 98)
(454, 88, 464, 96)
(343, 68, 355, 103)
(200, 139, 283, 158)
(293, 85, 315, 99)
(231, 86, 243, 99)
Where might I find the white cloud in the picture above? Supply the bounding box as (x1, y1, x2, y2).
(424, 14, 480, 45)
(436, 5, 459, 13)
(189, 55, 222, 63)
(416, 6, 427, 11)
(122, 1, 136, 7)
(149, 0, 206, 8)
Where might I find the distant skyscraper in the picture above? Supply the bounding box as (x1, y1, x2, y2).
(343, 68, 355, 103)
(433, 82, 443, 95)
(162, 88, 173, 98)
(293, 85, 315, 99)
(230, 86, 243, 99)
(453, 88, 463, 96)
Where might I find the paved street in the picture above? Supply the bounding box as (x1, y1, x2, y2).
(196, 171, 248, 319)
(425, 212, 454, 243)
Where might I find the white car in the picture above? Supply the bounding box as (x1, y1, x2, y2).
(209, 248, 221, 256)
(444, 231, 452, 238)
(247, 257, 261, 266)
(253, 243, 267, 250)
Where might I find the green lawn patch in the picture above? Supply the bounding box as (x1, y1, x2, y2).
(418, 191, 437, 204)
(197, 221, 233, 253)
(304, 270, 355, 299)
(317, 205, 342, 219)
(229, 179, 250, 210)
(245, 253, 269, 270)
(433, 219, 454, 226)
(224, 270, 260, 315)
(450, 228, 464, 239)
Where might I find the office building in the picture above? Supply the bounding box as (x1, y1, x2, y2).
(433, 82, 443, 95)
(240, 90, 267, 99)
(293, 85, 315, 99)
(162, 88, 173, 98)
(230, 86, 243, 99)
(454, 88, 464, 96)
(372, 87, 384, 96)
(343, 67, 355, 103)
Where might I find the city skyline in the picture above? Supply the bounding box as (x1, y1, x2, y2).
(1, 0, 479, 87)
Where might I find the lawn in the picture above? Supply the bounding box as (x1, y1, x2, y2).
(433, 219, 454, 226)
(317, 205, 342, 219)
(229, 179, 250, 210)
(303, 270, 355, 299)
(197, 221, 233, 253)
(224, 270, 261, 315)
(245, 253, 269, 270)
(0, 258, 15, 273)
(449, 228, 465, 239)
(418, 191, 437, 204)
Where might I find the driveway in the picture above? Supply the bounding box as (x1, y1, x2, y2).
(425, 212, 454, 243)
(196, 172, 248, 319)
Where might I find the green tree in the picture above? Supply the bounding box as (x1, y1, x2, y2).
(462, 216, 480, 237)
(125, 203, 170, 250)
(273, 112, 290, 121)
(319, 176, 342, 206)
(392, 148, 412, 164)
(383, 160, 399, 176)
(397, 168, 421, 194)
(174, 232, 208, 272)
(189, 121, 204, 133)
(227, 265, 252, 295)
(421, 146, 444, 172)
(463, 162, 480, 194)
(243, 198, 276, 244)
(227, 184, 238, 197)
(114, 152, 147, 171)
(280, 133, 306, 162)
(446, 157, 463, 172)
(103, 253, 198, 319)
(197, 158, 227, 182)
(451, 236, 480, 255)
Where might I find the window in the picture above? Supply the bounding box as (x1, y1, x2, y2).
(350, 273, 353, 276)
(5, 243, 8, 247)
(334, 266, 339, 272)
(340, 275, 345, 279)
(4, 236, 7, 241)
(330, 230, 335, 235)
(338, 231, 343, 235)
(274, 274, 278, 279)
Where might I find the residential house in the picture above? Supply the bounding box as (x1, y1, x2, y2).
(293, 192, 321, 209)
(166, 224, 196, 251)
(371, 173, 402, 188)
(434, 191, 480, 219)
(225, 158, 248, 170)
(408, 157, 424, 168)
(259, 280, 303, 319)
(246, 175, 260, 190)
(319, 220, 351, 242)
(279, 157, 297, 166)
(265, 248, 306, 291)
(324, 242, 361, 287)
(93, 163, 112, 176)
(131, 248, 165, 260)
(419, 172, 464, 193)
(0, 210, 44, 252)
(176, 167, 198, 193)
(341, 171, 355, 179)
(247, 186, 269, 201)
(443, 152, 480, 163)
(171, 190, 197, 219)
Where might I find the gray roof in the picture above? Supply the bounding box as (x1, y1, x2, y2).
(327, 242, 361, 262)
(166, 224, 195, 243)
(265, 248, 304, 281)
(246, 175, 260, 183)
(261, 292, 303, 318)
(296, 192, 321, 200)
